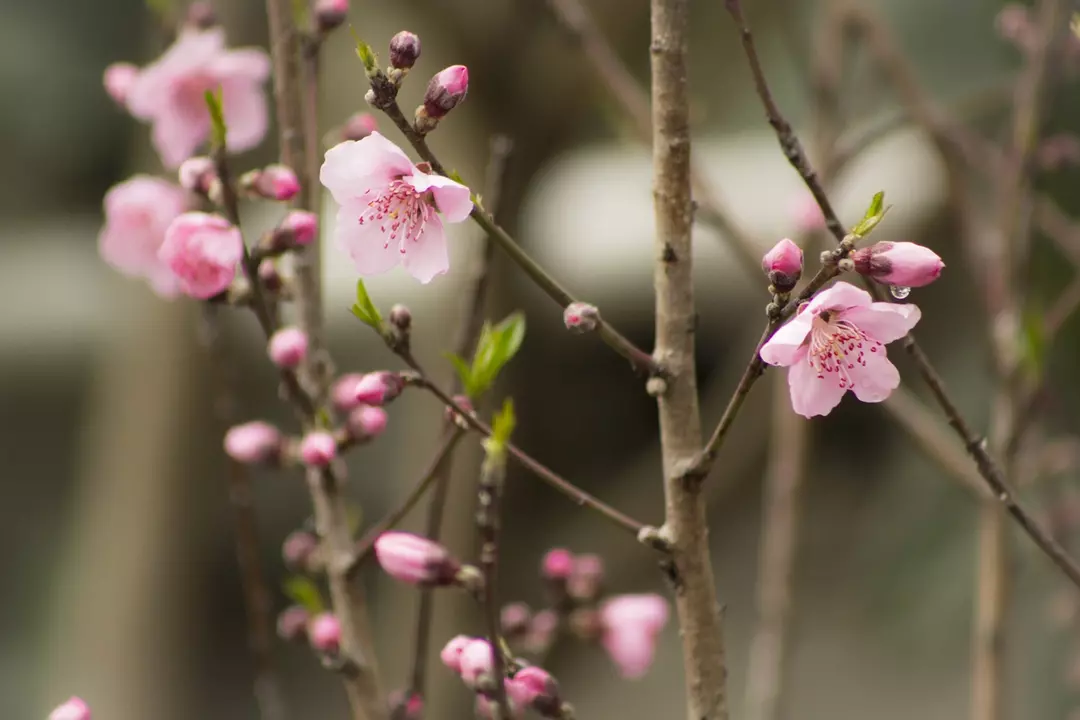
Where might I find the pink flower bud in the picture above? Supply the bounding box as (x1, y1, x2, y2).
(309, 612, 342, 653)
(541, 548, 574, 580)
(282, 530, 319, 572)
(354, 371, 404, 406)
(159, 212, 243, 299)
(440, 634, 474, 673)
(388, 689, 424, 720)
(567, 553, 604, 600)
(390, 31, 422, 69)
(347, 405, 388, 440)
(277, 605, 310, 642)
(244, 165, 300, 201)
(563, 303, 600, 333)
(599, 594, 670, 679)
(49, 697, 91, 720)
(523, 609, 559, 654)
(389, 304, 412, 331)
(500, 602, 532, 638)
(258, 259, 283, 292)
(185, 1, 217, 29)
(276, 210, 318, 246)
(178, 156, 217, 194)
(104, 63, 138, 106)
(459, 639, 497, 689)
(299, 431, 337, 467)
(761, 238, 803, 292)
(315, 0, 349, 33)
(224, 421, 282, 464)
(332, 373, 366, 413)
(423, 65, 469, 119)
(852, 241, 944, 288)
(510, 666, 561, 715)
(341, 112, 378, 141)
(268, 326, 309, 369)
(374, 531, 461, 586)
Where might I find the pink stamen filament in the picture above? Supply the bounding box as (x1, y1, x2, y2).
(357, 178, 431, 254)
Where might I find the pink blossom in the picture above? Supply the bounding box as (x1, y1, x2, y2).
(374, 531, 460, 586)
(440, 634, 474, 673)
(48, 697, 91, 720)
(178, 156, 217, 193)
(500, 602, 532, 636)
(510, 666, 561, 714)
(126, 28, 270, 168)
(276, 605, 309, 642)
(223, 421, 282, 464)
(353, 371, 404, 406)
(320, 132, 473, 283)
(388, 690, 424, 720)
(347, 405, 388, 440)
(299, 431, 337, 467)
(759, 281, 921, 418)
(563, 303, 600, 333)
(103, 63, 139, 105)
(424, 65, 469, 118)
(308, 612, 341, 653)
(600, 594, 669, 679)
(459, 638, 497, 689)
(99, 176, 189, 297)
(341, 112, 379, 141)
(279, 210, 318, 246)
(282, 530, 319, 571)
(243, 164, 300, 201)
(852, 241, 944, 288)
(762, 237, 803, 291)
(568, 553, 604, 600)
(332, 373, 366, 413)
(267, 326, 309, 369)
(793, 193, 826, 234)
(159, 212, 243, 299)
(541, 548, 574, 580)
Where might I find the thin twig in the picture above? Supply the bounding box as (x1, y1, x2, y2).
(544, 0, 762, 277)
(477, 444, 511, 717)
(651, 1, 728, 719)
(720, 0, 1080, 592)
(743, 373, 805, 720)
(370, 97, 661, 378)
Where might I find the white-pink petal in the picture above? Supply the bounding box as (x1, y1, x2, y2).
(407, 172, 474, 222)
(788, 355, 847, 418)
(334, 202, 402, 277)
(806, 281, 873, 314)
(759, 315, 813, 367)
(841, 302, 921, 344)
(320, 134, 415, 204)
(401, 215, 451, 283)
(848, 349, 901, 403)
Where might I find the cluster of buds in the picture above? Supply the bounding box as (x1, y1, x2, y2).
(374, 531, 475, 587)
(239, 164, 300, 202)
(441, 636, 569, 718)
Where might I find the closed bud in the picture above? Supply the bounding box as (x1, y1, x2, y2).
(48, 697, 91, 720)
(599, 594, 669, 679)
(276, 605, 310, 642)
(354, 371, 405, 406)
(242, 165, 300, 201)
(852, 241, 944, 288)
(299, 431, 337, 467)
(523, 609, 558, 655)
(510, 666, 562, 717)
(278, 210, 318, 247)
(282, 530, 320, 572)
(459, 639, 497, 689)
(423, 65, 469, 119)
(185, 1, 217, 29)
(389, 304, 412, 331)
(341, 112, 378, 141)
(178, 156, 217, 195)
(567, 553, 604, 601)
(500, 602, 532, 639)
(541, 548, 574, 581)
(445, 394, 473, 428)
(440, 635, 474, 673)
(103, 63, 139, 106)
(761, 238, 803, 293)
(389, 689, 424, 720)
(315, 0, 349, 33)
(347, 405, 388, 441)
(308, 612, 342, 653)
(563, 303, 600, 333)
(224, 421, 282, 464)
(268, 326, 309, 369)
(332, 373, 366, 413)
(389, 31, 422, 69)
(374, 531, 461, 586)
(258, 259, 283, 292)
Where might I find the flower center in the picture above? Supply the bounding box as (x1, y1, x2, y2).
(807, 312, 881, 389)
(357, 178, 432, 254)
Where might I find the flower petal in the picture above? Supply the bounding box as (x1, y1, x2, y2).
(759, 315, 813, 367)
(841, 302, 921, 344)
(334, 202, 402, 277)
(320, 132, 415, 204)
(848, 347, 901, 403)
(807, 281, 873, 314)
(152, 111, 210, 168)
(788, 354, 847, 418)
(401, 214, 450, 283)
(407, 172, 473, 222)
(221, 80, 269, 153)
(212, 48, 271, 81)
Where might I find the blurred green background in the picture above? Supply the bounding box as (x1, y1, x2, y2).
(2, 0, 1078, 718)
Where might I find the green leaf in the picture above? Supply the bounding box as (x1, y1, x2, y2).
(349, 27, 378, 75)
(204, 89, 227, 149)
(448, 169, 467, 186)
(350, 279, 384, 331)
(466, 312, 526, 399)
(483, 398, 516, 460)
(445, 353, 476, 398)
(851, 190, 891, 237)
(284, 576, 325, 614)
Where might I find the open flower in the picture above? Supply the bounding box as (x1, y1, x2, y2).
(759, 281, 921, 418)
(159, 212, 243, 298)
(320, 132, 473, 283)
(99, 175, 189, 297)
(599, 594, 669, 679)
(126, 28, 270, 168)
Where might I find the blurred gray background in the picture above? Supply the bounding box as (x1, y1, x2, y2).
(2, 0, 1079, 718)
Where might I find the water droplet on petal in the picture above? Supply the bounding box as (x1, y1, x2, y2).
(890, 285, 911, 300)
